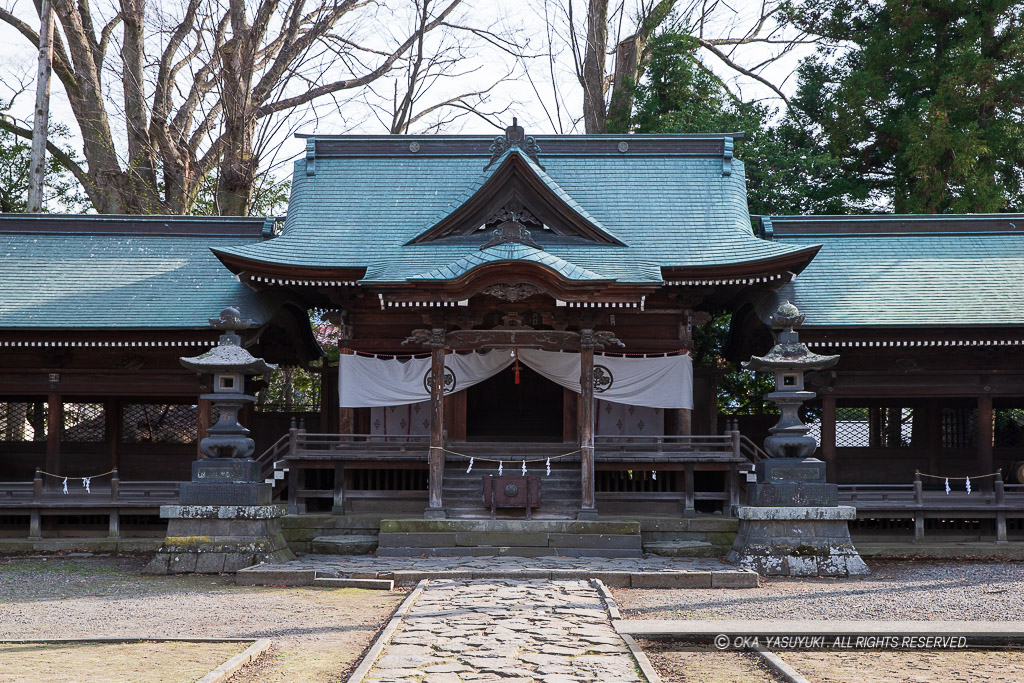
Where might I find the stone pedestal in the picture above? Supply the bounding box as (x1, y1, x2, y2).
(144, 504, 294, 575)
(727, 506, 870, 577)
(728, 457, 868, 577)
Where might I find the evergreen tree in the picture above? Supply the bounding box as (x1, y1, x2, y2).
(788, 0, 1024, 213)
(630, 32, 863, 216)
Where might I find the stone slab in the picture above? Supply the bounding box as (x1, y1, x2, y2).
(313, 577, 394, 590)
(736, 505, 857, 521)
(160, 505, 288, 520)
(235, 568, 316, 586)
(630, 571, 711, 589)
(192, 459, 261, 483)
(711, 570, 759, 588)
(758, 458, 826, 484)
(178, 481, 271, 506)
(747, 482, 838, 507)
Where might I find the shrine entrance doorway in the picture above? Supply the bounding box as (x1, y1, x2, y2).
(465, 364, 564, 442)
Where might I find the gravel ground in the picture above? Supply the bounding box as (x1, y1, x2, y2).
(614, 559, 1024, 621)
(0, 554, 403, 682)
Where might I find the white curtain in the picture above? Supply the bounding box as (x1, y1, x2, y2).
(517, 349, 692, 409)
(342, 348, 692, 410)
(340, 350, 514, 407)
(596, 400, 665, 436)
(371, 401, 431, 439)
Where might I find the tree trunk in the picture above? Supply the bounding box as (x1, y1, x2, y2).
(581, 0, 608, 134)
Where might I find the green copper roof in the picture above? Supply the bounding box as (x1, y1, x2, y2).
(409, 242, 608, 281)
(0, 216, 278, 329)
(215, 133, 816, 284)
(760, 214, 1024, 327)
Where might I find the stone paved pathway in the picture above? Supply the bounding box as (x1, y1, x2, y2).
(363, 579, 645, 683)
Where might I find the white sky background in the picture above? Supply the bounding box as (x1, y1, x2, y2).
(0, 0, 818, 208)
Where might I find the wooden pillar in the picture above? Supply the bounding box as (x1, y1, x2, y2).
(105, 399, 120, 471)
(197, 398, 212, 458)
(978, 394, 994, 491)
(578, 342, 597, 519)
(332, 462, 346, 514)
(822, 394, 837, 482)
(45, 392, 61, 484)
(926, 401, 941, 475)
(339, 349, 354, 437)
(426, 332, 447, 518)
(673, 409, 692, 436)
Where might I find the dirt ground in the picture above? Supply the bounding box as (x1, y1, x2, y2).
(781, 650, 1024, 683)
(638, 640, 782, 683)
(0, 641, 246, 683)
(0, 554, 403, 682)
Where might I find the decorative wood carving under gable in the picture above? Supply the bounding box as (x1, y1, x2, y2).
(406, 152, 624, 246)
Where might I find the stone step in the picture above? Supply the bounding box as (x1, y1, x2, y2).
(378, 519, 639, 534)
(375, 546, 643, 558)
(312, 576, 394, 590)
(309, 535, 379, 555)
(375, 518, 642, 558)
(642, 540, 721, 558)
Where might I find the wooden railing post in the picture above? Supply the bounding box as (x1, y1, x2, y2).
(913, 471, 924, 542)
(995, 471, 1007, 543)
(108, 469, 120, 538)
(32, 468, 42, 503)
(683, 463, 696, 517)
(30, 469, 42, 539)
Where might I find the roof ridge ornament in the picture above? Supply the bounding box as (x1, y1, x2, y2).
(485, 117, 543, 170)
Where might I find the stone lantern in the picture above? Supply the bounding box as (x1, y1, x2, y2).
(145, 308, 295, 575)
(727, 302, 869, 577)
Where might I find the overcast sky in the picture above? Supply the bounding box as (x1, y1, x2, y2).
(0, 0, 817, 204)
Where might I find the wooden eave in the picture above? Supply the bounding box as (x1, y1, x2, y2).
(211, 249, 367, 285)
(406, 152, 625, 246)
(660, 244, 822, 283)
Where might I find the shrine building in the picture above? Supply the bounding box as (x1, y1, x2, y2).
(0, 122, 1021, 548)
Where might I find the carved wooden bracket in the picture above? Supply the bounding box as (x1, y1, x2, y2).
(402, 328, 447, 348)
(482, 283, 542, 301)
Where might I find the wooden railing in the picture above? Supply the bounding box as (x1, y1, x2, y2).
(838, 472, 1024, 542)
(0, 468, 179, 539)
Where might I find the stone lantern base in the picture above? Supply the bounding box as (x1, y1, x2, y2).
(143, 504, 294, 575)
(727, 506, 870, 577)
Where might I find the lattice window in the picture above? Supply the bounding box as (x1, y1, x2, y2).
(122, 404, 198, 444)
(942, 408, 977, 448)
(0, 401, 48, 441)
(994, 408, 1024, 448)
(835, 407, 913, 447)
(836, 407, 870, 447)
(62, 403, 105, 442)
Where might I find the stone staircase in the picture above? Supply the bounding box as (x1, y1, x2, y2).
(442, 463, 582, 519)
(375, 518, 643, 557)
